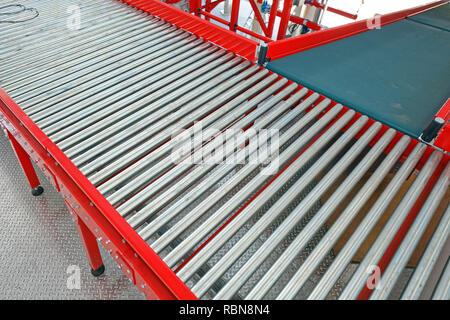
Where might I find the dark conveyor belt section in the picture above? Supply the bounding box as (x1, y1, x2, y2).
(0, 0, 449, 300)
(409, 3, 450, 31)
(266, 5, 450, 140)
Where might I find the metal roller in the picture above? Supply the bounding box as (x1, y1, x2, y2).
(105, 76, 287, 208)
(63, 54, 245, 162)
(126, 87, 307, 229)
(46, 45, 222, 140)
(175, 102, 344, 278)
(369, 162, 449, 299)
(302, 134, 412, 300)
(212, 115, 371, 299)
(21, 30, 194, 110)
(80, 66, 267, 182)
(1, 0, 448, 301)
(1, 12, 155, 81)
(1, 1, 134, 68)
(339, 150, 444, 299)
(401, 205, 450, 300)
(243, 123, 387, 299)
(145, 95, 328, 255)
(432, 261, 450, 300)
(306, 142, 428, 300)
(1, 0, 115, 50)
(196, 112, 368, 299)
(132, 89, 313, 233)
(35, 36, 210, 129)
(6, 18, 167, 95)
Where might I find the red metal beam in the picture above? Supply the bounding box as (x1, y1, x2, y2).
(277, 0, 294, 40)
(200, 0, 226, 11)
(73, 213, 105, 272)
(236, 24, 273, 42)
(308, 0, 358, 20)
(267, 0, 279, 38)
(327, 6, 358, 20)
(189, 0, 201, 15)
(7, 130, 41, 190)
(123, 0, 258, 61)
(0, 88, 198, 300)
(229, 0, 241, 31)
(248, 0, 269, 36)
(200, 9, 230, 26)
(434, 98, 450, 152)
(275, 10, 322, 31)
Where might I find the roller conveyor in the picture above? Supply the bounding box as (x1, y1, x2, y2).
(0, 0, 449, 300)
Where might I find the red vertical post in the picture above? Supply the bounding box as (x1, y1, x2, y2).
(230, 0, 241, 31)
(73, 213, 105, 276)
(190, 0, 201, 15)
(267, 0, 279, 38)
(205, 0, 211, 20)
(277, 0, 294, 40)
(7, 130, 43, 195)
(248, 0, 269, 36)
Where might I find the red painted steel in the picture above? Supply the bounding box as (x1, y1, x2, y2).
(267, 0, 449, 60)
(267, 0, 279, 37)
(229, 0, 240, 31)
(276, 0, 294, 40)
(307, 0, 358, 20)
(0, 0, 446, 300)
(275, 10, 322, 31)
(73, 212, 105, 272)
(236, 25, 273, 42)
(0, 89, 197, 300)
(123, 0, 259, 60)
(7, 130, 41, 190)
(200, 10, 230, 26)
(248, 0, 269, 36)
(434, 99, 450, 152)
(189, 0, 201, 15)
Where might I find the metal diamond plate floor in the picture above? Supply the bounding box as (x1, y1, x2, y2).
(0, 131, 143, 300)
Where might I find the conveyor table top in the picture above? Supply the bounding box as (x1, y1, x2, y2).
(0, 0, 449, 300)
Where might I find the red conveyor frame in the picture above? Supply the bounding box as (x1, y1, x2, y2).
(0, 0, 448, 300)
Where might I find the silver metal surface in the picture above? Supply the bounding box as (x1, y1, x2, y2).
(309, 142, 428, 299)
(339, 151, 444, 299)
(401, 205, 450, 300)
(1, 0, 448, 300)
(370, 162, 450, 300)
(432, 260, 450, 300)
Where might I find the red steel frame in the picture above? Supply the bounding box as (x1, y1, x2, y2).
(0, 0, 448, 300)
(434, 99, 450, 152)
(188, 0, 324, 42)
(123, 0, 259, 60)
(0, 90, 196, 300)
(266, 0, 450, 60)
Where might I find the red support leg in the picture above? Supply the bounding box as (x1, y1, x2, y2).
(7, 130, 43, 196)
(73, 213, 105, 277)
(277, 0, 294, 40)
(230, 0, 241, 31)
